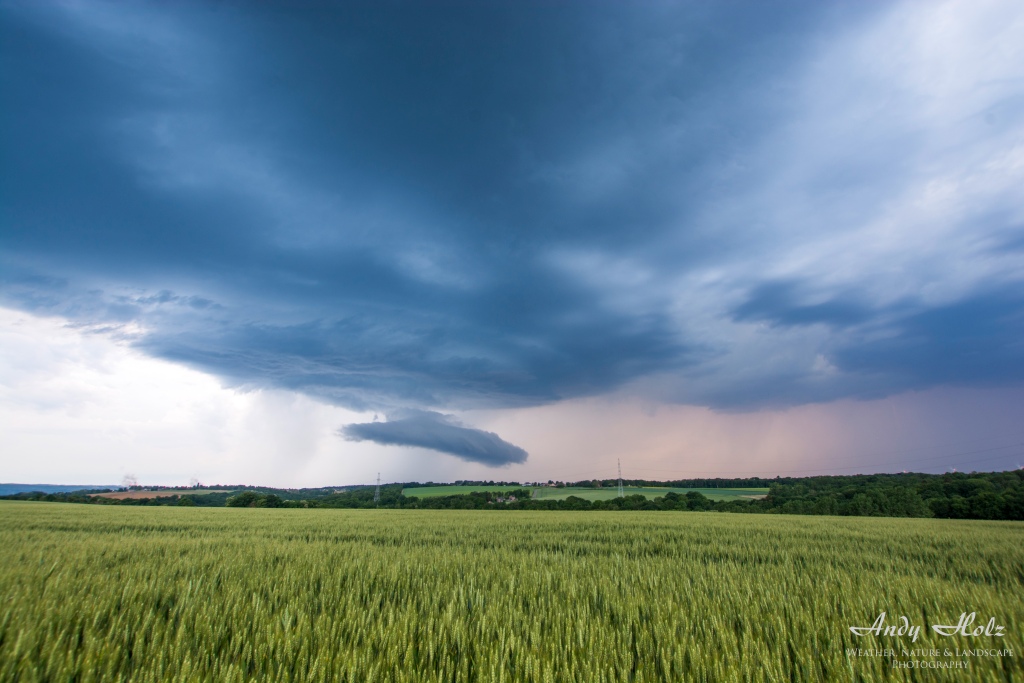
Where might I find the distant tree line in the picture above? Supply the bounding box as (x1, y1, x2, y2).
(757, 470, 1024, 519)
(399, 480, 524, 489)
(3, 470, 1022, 520)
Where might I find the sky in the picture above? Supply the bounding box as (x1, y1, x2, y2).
(2, 0, 1023, 487)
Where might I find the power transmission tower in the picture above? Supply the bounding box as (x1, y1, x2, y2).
(617, 459, 624, 498)
(374, 473, 381, 504)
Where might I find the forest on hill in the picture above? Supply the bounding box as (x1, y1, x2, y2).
(4, 470, 1022, 520)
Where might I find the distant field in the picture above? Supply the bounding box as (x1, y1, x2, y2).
(91, 488, 231, 500)
(402, 485, 527, 498)
(404, 484, 768, 501)
(1, 502, 1021, 682)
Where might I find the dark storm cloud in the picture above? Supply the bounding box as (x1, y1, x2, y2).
(2, 0, 1024, 421)
(1, 0, 729, 407)
(728, 283, 1024, 391)
(341, 411, 527, 467)
(732, 281, 871, 329)
(832, 288, 1024, 388)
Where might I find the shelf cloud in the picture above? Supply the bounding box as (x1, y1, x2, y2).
(2, 0, 1024, 471)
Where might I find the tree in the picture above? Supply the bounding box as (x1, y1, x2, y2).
(259, 494, 284, 508)
(226, 491, 260, 508)
(685, 491, 713, 511)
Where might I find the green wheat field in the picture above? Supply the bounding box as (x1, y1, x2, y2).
(1, 502, 1021, 682)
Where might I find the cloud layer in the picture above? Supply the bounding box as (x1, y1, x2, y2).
(2, 0, 1023, 425)
(341, 411, 528, 467)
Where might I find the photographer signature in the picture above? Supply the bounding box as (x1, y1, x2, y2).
(850, 612, 1006, 643)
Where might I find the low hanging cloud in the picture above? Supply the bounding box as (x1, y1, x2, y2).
(340, 410, 528, 467)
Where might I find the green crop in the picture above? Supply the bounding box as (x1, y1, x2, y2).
(1, 502, 1021, 682)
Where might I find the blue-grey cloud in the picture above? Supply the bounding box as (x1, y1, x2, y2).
(2, 0, 1024, 417)
(732, 281, 871, 329)
(341, 411, 527, 467)
(832, 287, 1024, 388)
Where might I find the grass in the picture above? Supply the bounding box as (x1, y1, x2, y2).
(1, 501, 1021, 682)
